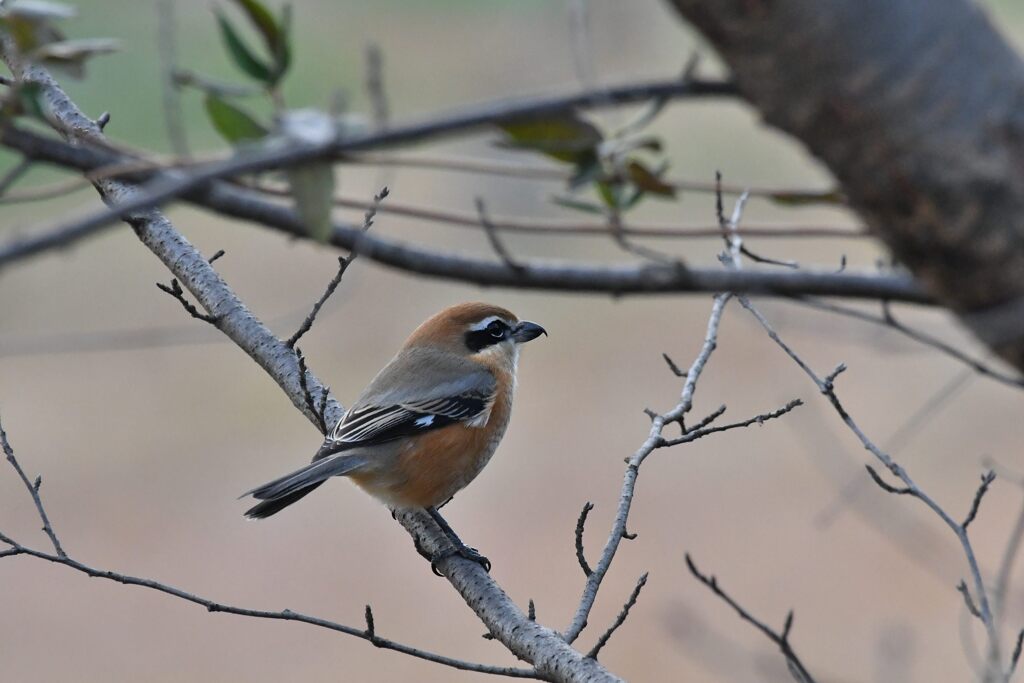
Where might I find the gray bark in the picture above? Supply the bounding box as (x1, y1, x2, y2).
(667, 0, 1024, 370)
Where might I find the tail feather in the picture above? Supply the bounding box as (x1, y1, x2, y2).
(244, 483, 323, 519)
(242, 453, 366, 519)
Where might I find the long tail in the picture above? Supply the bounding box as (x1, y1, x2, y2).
(242, 453, 366, 520)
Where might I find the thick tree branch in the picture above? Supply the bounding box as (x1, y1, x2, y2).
(0, 124, 931, 303)
(667, 0, 1024, 371)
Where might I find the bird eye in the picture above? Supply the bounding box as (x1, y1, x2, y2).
(487, 321, 505, 338)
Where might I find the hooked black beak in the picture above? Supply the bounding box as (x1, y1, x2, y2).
(512, 320, 547, 344)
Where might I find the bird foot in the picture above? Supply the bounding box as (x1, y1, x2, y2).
(430, 544, 491, 576)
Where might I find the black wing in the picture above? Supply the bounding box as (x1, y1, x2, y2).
(326, 392, 492, 450)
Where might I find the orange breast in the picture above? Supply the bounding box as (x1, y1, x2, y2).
(350, 371, 514, 509)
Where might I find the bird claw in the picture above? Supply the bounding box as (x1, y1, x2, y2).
(430, 544, 491, 576)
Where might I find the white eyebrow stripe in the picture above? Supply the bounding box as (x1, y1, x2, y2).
(469, 315, 508, 331)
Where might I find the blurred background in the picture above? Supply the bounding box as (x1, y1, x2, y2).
(2, 1, 1023, 681)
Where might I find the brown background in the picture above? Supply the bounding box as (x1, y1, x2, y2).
(2, 1, 1023, 681)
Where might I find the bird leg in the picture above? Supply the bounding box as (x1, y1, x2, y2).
(425, 506, 491, 575)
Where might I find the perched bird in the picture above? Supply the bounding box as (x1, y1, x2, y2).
(242, 302, 546, 570)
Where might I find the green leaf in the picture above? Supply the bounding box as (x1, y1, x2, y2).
(596, 181, 621, 210)
(274, 4, 292, 80)
(228, 0, 290, 81)
(204, 94, 267, 143)
(498, 114, 602, 164)
(230, 0, 278, 45)
(626, 160, 675, 197)
(215, 10, 272, 83)
(287, 162, 336, 242)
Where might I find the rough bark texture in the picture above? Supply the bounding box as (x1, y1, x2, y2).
(667, 0, 1024, 370)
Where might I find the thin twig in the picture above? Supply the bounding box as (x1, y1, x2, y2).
(0, 542, 535, 677)
(156, 279, 218, 323)
(575, 502, 595, 577)
(660, 399, 802, 447)
(586, 573, 648, 660)
(343, 153, 845, 204)
(0, 416, 65, 558)
(216, 181, 864, 241)
(685, 553, 817, 683)
(286, 187, 388, 348)
(738, 294, 1004, 668)
(1009, 630, 1024, 679)
(294, 348, 327, 435)
(959, 580, 983, 620)
(791, 297, 1023, 389)
(364, 43, 389, 130)
(476, 197, 524, 271)
(561, 293, 732, 644)
(963, 471, 997, 530)
(0, 157, 32, 197)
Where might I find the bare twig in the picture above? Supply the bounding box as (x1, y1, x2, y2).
(586, 573, 648, 660)
(562, 293, 733, 644)
(343, 153, 845, 204)
(1009, 630, 1024, 679)
(963, 471, 997, 531)
(575, 502, 595, 577)
(0, 157, 32, 197)
(738, 295, 1004, 669)
(156, 278, 218, 324)
(294, 348, 327, 436)
(791, 297, 1023, 389)
(864, 465, 913, 495)
(0, 417, 64, 558)
(286, 187, 387, 347)
(0, 518, 534, 677)
(661, 353, 687, 377)
(476, 197, 524, 271)
(155, 249, 225, 324)
(660, 399, 802, 447)
(242, 182, 862, 240)
(960, 580, 983, 620)
(364, 43, 389, 130)
(685, 553, 817, 683)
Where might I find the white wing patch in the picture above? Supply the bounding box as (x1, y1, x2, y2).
(415, 415, 435, 427)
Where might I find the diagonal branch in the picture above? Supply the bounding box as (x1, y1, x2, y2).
(0, 34, 621, 683)
(685, 553, 817, 683)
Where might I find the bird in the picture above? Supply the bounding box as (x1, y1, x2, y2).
(242, 302, 546, 571)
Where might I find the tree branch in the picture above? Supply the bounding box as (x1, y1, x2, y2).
(0, 124, 931, 303)
(685, 553, 817, 683)
(0, 416, 536, 679)
(0, 34, 623, 683)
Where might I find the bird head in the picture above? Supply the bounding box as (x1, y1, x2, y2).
(405, 302, 546, 362)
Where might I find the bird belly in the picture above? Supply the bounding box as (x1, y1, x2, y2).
(350, 394, 512, 509)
